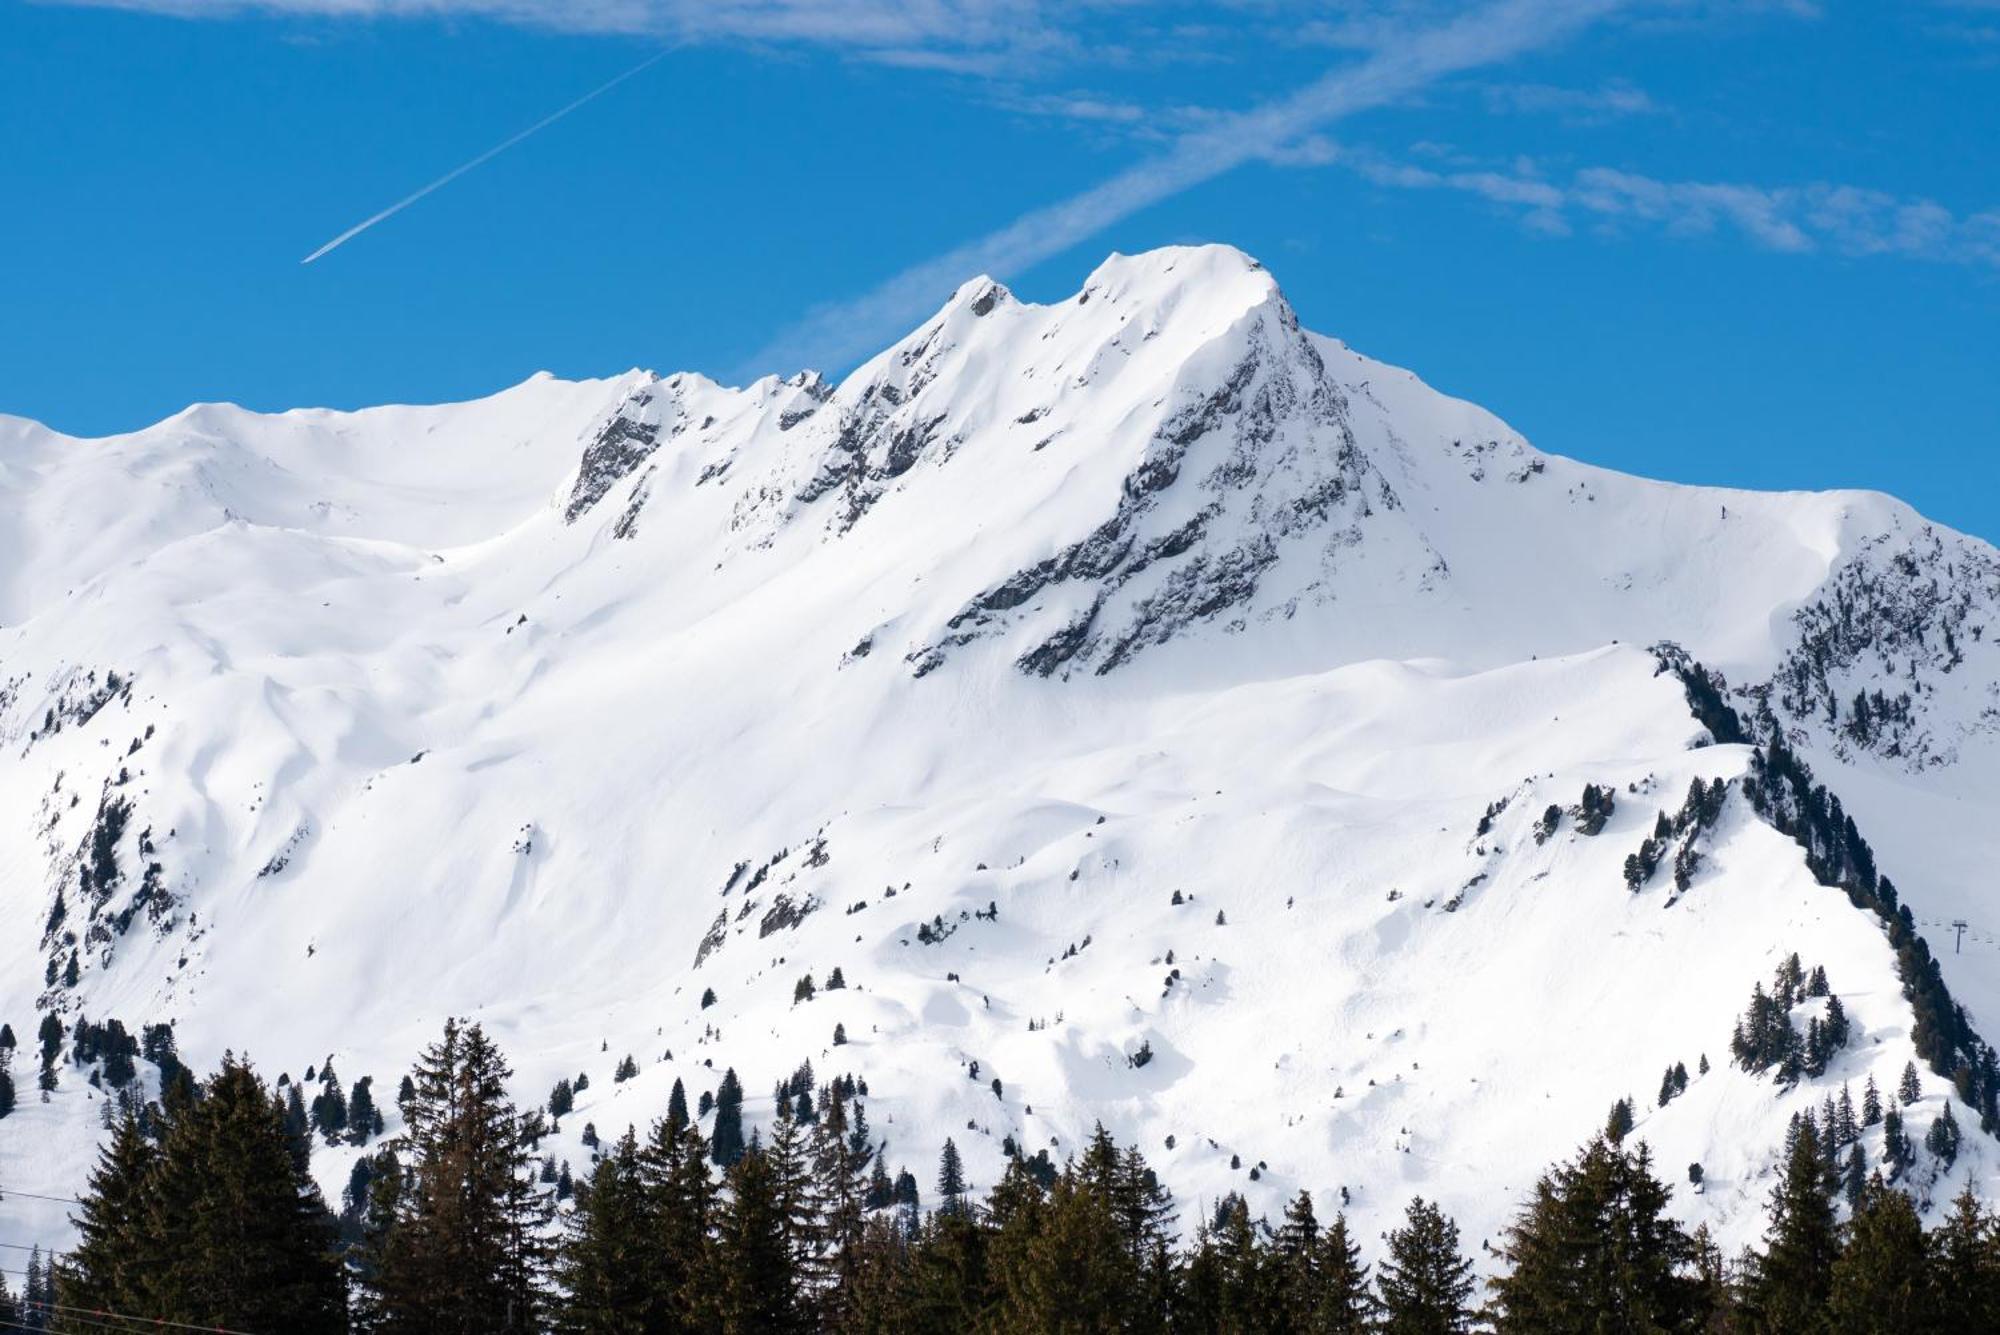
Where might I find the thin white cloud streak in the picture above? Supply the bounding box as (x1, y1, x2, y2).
(1338, 149, 2000, 268)
(299, 47, 669, 264)
(52, 0, 1081, 60)
(743, 0, 1627, 378)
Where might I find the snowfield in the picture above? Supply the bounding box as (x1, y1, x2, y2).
(2, 244, 1998, 1263)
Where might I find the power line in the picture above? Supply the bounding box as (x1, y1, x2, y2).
(0, 1309, 191, 1335)
(0, 1190, 81, 1207)
(2, 1296, 262, 1335)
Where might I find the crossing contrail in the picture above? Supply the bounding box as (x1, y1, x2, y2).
(301, 48, 669, 265)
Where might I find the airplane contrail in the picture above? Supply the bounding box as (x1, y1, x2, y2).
(301, 48, 670, 265)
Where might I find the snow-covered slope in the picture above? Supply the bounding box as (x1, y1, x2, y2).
(4, 244, 1999, 1260)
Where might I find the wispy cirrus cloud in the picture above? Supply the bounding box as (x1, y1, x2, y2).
(44, 0, 1091, 64)
(742, 0, 1633, 376)
(1337, 146, 2000, 267)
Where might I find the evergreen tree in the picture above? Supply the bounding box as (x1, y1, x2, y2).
(637, 1113, 717, 1330)
(1272, 1190, 1372, 1332)
(936, 1138, 968, 1216)
(1377, 1196, 1475, 1334)
(1490, 1136, 1698, 1333)
(282, 1080, 313, 1172)
(1605, 1097, 1635, 1144)
(665, 1077, 690, 1136)
(360, 1018, 550, 1333)
(554, 1129, 656, 1334)
(0, 1064, 14, 1121)
(711, 1068, 746, 1168)
(1930, 1185, 2000, 1330)
(714, 1142, 809, 1335)
(311, 1074, 349, 1140)
(1862, 1075, 1883, 1126)
(1744, 1123, 1839, 1334)
(64, 1059, 347, 1333)
(1899, 1060, 1922, 1105)
(992, 1168, 1131, 1332)
(1925, 1102, 1962, 1168)
(348, 1074, 384, 1145)
(1882, 1107, 1913, 1179)
(811, 1085, 875, 1323)
(1827, 1175, 1937, 1331)
(60, 1111, 158, 1321)
(1317, 1210, 1376, 1334)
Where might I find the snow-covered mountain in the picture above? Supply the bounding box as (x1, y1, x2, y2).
(4, 243, 1999, 1261)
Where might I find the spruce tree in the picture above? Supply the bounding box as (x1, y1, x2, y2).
(812, 1085, 875, 1322)
(1491, 1136, 1698, 1332)
(348, 1075, 384, 1145)
(714, 1142, 810, 1335)
(1317, 1210, 1376, 1334)
(1744, 1123, 1838, 1333)
(665, 1077, 690, 1135)
(60, 1110, 158, 1320)
(75, 1058, 349, 1333)
(1377, 1196, 1475, 1333)
(361, 1018, 550, 1333)
(1930, 1185, 2000, 1330)
(711, 1067, 746, 1168)
(637, 1112, 717, 1329)
(555, 1129, 655, 1334)
(993, 1169, 1131, 1332)
(936, 1138, 968, 1216)
(1827, 1175, 1936, 1331)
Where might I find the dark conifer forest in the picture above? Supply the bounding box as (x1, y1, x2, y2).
(11, 1018, 2000, 1333)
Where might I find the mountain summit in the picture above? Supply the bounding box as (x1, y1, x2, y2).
(3, 245, 1998, 1255)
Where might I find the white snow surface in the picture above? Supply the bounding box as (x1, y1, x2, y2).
(3, 243, 2000, 1261)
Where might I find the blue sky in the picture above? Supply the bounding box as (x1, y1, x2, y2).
(3, 0, 1997, 539)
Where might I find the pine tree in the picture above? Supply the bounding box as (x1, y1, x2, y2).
(1827, 1175, 1937, 1331)
(1744, 1122, 1838, 1334)
(360, 1018, 550, 1333)
(1377, 1196, 1475, 1333)
(0, 1064, 14, 1121)
(1862, 1074, 1883, 1126)
(1605, 1096, 1635, 1144)
(1899, 1060, 1922, 1105)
